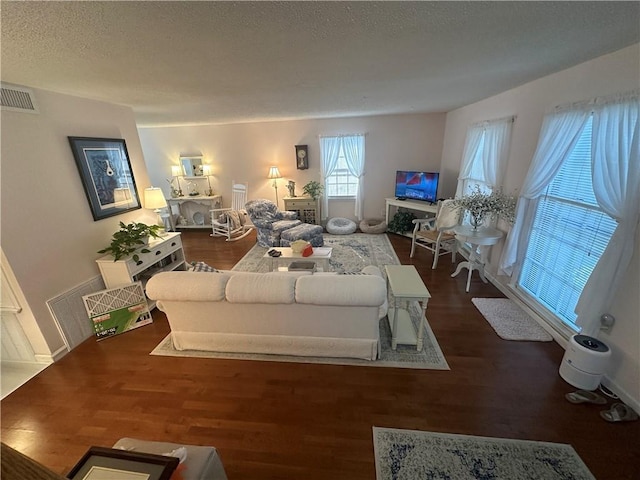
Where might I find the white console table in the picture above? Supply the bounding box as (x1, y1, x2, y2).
(385, 198, 437, 236)
(167, 195, 222, 230)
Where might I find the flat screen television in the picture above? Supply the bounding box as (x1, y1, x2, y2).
(394, 170, 439, 203)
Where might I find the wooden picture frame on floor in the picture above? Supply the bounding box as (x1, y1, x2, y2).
(66, 446, 179, 480)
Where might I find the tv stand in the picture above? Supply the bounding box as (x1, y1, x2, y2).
(385, 197, 437, 237)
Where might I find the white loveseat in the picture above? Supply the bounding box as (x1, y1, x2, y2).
(146, 267, 388, 360)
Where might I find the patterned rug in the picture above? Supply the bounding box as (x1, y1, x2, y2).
(373, 427, 595, 480)
(472, 298, 552, 341)
(151, 234, 449, 369)
(231, 233, 399, 273)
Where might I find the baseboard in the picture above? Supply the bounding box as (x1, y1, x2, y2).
(35, 345, 68, 364)
(601, 377, 640, 415)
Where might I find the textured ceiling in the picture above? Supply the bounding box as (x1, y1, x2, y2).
(2, 1, 638, 127)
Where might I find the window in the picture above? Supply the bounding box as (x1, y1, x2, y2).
(460, 134, 491, 195)
(319, 134, 366, 220)
(456, 116, 514, 198)
(516, 117, 617, 329)
(325, 146, 358, 197)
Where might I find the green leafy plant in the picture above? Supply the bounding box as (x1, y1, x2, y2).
(387, 210, 417, 234)
(302, 181, 324, 200)
(98, 222, 163, 262)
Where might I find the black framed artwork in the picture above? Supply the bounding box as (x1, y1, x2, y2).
(295, 144, 309, 170)
(68, 137, 141, 221)
(66, 446, 179, 480)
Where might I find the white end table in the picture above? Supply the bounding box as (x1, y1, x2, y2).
(384, 265, 431, 351)
(451, 225, 503, 292)
(265, 247, 332, 272)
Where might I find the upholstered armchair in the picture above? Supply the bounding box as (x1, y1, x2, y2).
(245, 199, 302, 247)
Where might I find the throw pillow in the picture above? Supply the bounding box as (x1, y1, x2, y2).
(190, 261, 220, 272)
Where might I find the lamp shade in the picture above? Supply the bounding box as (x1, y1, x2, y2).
(171, 165, 182, 177)
(203, 165, 212, 176)
(144, 187, 167, 210)
(267, 166, 282, 179)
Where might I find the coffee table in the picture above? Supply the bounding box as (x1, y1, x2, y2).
(384, 265, 431, 351)
(265, 247, 333, 272)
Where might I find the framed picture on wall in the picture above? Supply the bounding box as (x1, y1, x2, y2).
(68, 137, 141, 221)
(295, 144, 309, 170)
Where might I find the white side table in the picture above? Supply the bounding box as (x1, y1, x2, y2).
(384, 265, 431, 351)
(451, 225, 503, 292)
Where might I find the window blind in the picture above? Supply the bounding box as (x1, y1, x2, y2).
(517, 117, 617, 328)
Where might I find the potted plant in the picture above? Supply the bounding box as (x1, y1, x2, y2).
(98, 221, 163, 262)
(387, 210, 417, 234)
(302, 180, 324, 200)
(452, 186, 516, 229)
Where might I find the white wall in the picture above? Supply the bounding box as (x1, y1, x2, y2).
(1, 88, 157, 356)
(139, 113, 446, 222)
(440, 44, 640, 404)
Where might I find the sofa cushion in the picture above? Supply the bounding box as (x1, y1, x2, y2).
(146, 271, 230, 302)
(226, 273, 296, 304)
(295, 274, 386, 307)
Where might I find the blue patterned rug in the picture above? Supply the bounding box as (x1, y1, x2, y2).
(373, 427, 595, 480)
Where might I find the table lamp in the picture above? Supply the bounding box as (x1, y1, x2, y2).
(203, 165, 214, 196)
(171, 165, 184, 196)
(144, 186, 168, 228)
(267, 166, 282, 205)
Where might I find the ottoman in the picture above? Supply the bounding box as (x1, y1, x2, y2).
(280, 223, 324, 247)
(326, 217, 357, 235)
(112, 437, 227, 480)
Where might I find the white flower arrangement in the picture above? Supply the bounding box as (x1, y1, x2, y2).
(453, 186, 517, 227)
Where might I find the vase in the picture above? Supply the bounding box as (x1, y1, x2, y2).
(469, 213, 484, 230)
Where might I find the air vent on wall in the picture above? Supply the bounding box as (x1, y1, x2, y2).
(1, 83, 39, 113)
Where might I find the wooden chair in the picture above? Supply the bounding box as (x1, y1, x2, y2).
(210, 182, 254, 241)
(410, 199, 460, 269)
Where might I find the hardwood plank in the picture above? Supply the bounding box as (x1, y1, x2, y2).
(1, 230, 638, 479)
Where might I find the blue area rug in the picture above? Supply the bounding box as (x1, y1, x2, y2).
(373, 427, 595, 480)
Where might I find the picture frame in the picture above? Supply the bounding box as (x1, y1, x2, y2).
(69, 137, 141, 221)
(179, 155, 203, 177)
(295, 144, 309, 170)
(66, 446, 179, 480)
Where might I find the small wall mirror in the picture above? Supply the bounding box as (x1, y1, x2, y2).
(180, 156, 203, 176)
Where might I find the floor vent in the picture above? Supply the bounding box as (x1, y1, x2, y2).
(1, 83, 39, 113)
(47, 276, 105, 350)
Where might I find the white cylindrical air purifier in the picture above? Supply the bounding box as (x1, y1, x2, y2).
(559, 334, 611, 391)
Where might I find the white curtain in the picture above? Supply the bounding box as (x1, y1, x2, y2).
(575, 94, 640, 335)
(499, 108, 591, 276)
(455, 116, 514, 197)
(342, 134, 366, 220)
(319, 136, 341, 220)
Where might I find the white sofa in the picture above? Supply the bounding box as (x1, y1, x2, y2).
(146, 266, 388, 360)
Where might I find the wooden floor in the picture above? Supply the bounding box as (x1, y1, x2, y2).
(1, 231, 638, 479)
